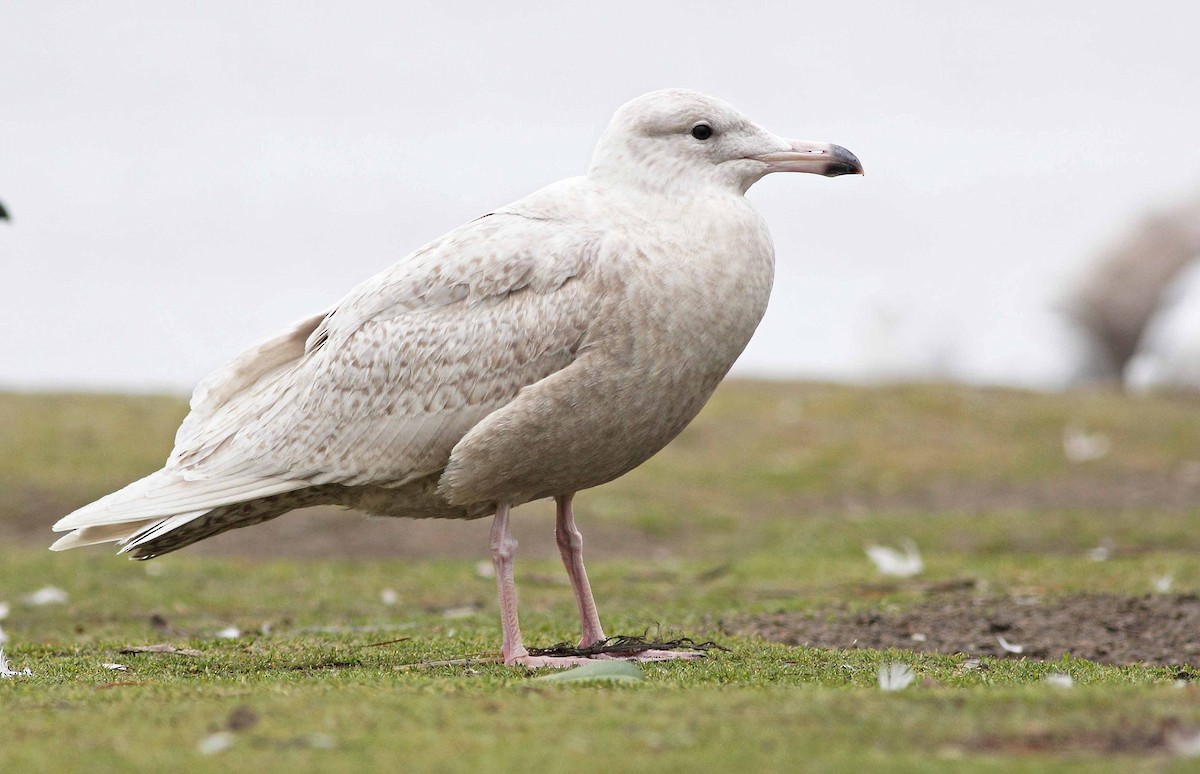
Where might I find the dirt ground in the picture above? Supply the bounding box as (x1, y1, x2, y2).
(739, 593, 1200, 668)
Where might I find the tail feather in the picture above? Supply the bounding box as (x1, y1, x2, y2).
(52, 469, 306, 532)
(124, 487, 338, 559)
(49, 519, 164, 551)
(118, 512, 210, 554)
(52, 479, 338, 559)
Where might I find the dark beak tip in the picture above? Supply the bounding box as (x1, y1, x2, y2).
(824, 164, 864, 177)
(826, 144, 864, 177)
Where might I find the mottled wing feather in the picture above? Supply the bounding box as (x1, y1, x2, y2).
(166, 212, 605, 488)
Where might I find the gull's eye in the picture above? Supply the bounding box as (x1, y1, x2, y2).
(690, 123, 713, 141)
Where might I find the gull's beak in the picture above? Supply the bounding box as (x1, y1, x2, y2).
(750, 141, 864, 177)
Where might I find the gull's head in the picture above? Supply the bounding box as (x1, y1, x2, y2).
(589, 89, 862, 196)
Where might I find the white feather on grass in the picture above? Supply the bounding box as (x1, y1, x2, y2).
(1062, 424, 1111, 462)
(1086, 539, 1114, 561)
(1167, 727, 1200, 758)
(197, 732, 235, 756)
(877, 662, 915, 691)
(997, 636, 1024, 654)
(865, 540, 923, 577)
(1043, 673, 1073, 688)
(0, 647, 31, 678)
(21, 586, 67, 606)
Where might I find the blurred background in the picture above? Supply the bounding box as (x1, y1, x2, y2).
(4, 0, 1200, 394)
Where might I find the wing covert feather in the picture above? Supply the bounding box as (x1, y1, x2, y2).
(167, 212, 612, 488)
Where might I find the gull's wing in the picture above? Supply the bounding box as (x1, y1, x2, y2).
(175, 211, 610, 486)
(55, 209, 616, 531)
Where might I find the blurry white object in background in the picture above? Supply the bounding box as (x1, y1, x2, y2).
(865, 539, 923, 577)
(1128, 259, 1200, 391)
(1062, 424, 1110, 462)
(20, 586, 68, 606)
(1067, 191, 1200, 389)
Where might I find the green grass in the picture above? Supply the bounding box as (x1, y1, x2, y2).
(4, 381, 1200, 770)
(3, 544, 1199, 772)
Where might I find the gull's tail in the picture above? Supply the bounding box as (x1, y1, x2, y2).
(51, 469, 310, 558)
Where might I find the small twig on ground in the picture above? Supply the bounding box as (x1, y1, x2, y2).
(696, 563, 733, 583)
(393, 655, 503, 670)
(355, 637, 412, 649)
(528, 635, 728, 658)
(119, 643, 203, 657)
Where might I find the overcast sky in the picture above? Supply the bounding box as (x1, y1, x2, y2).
(4, 1, 1200, 392)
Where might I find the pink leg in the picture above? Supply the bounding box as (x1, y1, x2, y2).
(552, 495, 702, 663)
(555, 494, 607, 647)
(490, 503, 595, 669)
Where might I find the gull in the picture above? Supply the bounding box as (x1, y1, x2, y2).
(52, 89, 862, 668)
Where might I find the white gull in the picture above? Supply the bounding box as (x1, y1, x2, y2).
(52, 89, 862, 667)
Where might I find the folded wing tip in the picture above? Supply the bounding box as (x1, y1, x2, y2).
(49, 530, 87, 551)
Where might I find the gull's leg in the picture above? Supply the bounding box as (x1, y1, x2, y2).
(553, 495, 703, 663)
(555, 494, 606, 647)
(491, 503, 527, 663)
(490, 502, 593, 669)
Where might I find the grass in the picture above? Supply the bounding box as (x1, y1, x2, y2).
(4, 545, 1199, 772)
(4, 380, 1200, 770)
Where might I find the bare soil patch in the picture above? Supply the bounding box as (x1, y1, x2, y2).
(962, 720, 1200, 758)
(740, 593, 1200, 667)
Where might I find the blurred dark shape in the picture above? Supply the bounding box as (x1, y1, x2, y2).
(0, 200, 8, 220)
(1065, 192, 1200, 387)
